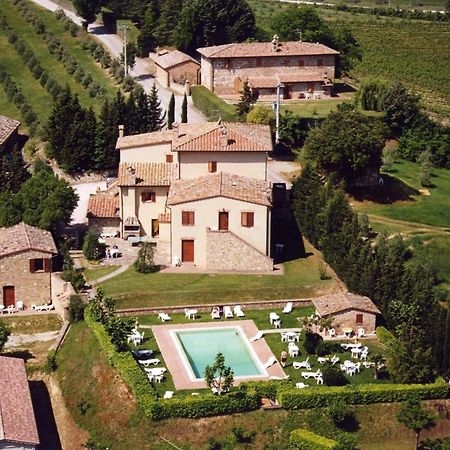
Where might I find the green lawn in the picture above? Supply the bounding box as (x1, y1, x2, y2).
(100, 251, 340, 308)
(1, 0, 118, 118)
(83, 265, 120, 282)
(2, 313, 62, 334)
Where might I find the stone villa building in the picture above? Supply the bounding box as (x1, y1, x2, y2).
(197, 38, 339, 100)
(0, 222, 57, 309)
(88, 121, 274, 271)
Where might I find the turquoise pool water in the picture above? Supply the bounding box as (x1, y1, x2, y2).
(175, 328, 263, 379)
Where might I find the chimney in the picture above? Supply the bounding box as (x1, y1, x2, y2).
(126, 165, 136, 185)
(271, 34, 280, 52)
(219, 125, 228, 147)
(118, 124, 124, 138)
(172, 122, 180, 141)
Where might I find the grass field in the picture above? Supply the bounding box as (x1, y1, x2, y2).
(0, 0, 118, 124)
(2, 313, 62, 334)
(99, 245, 340, 308)
(248, 0, 450, 119)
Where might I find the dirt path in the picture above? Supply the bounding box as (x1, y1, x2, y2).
(47, 375, 90, 450)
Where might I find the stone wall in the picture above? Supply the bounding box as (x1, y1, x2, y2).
(169, 62, 199, 86)
(329, 310, 377, 335)
(206, 229, 273, 272)
(0, 250, 53, 308)
(88, 217, 121, 235)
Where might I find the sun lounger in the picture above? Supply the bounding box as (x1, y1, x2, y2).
(270, 375, 290, 380)
(234, 305, 245, 317)
(249, 331, 263, 342)
(139, 358, 160, 367)
(301, 369, 321, 380)
(224, 306, 233, 318)
(158, 312, 171, 322)
(211, 308, 221, 319)
(282, 302, 293, 314)
(263, 356, 276, 368)
(132, 349, 153, 358)
(293, 357, 311, 370)
(163, 391, 174, 399)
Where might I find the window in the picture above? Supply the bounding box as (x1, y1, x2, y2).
(317, 58, 324, 67)
(141, 191, 156, 202)
(356, 313, 364, 325)
(255, 57, 262, 66)
(298, 59, 305, 67)
(224, 58, 230, 69)
(208, 161, 217, 173)
(166, 154, 173, 163)
(182, 211, 195, 225)
(29, 258, 51, 273)
(241, 211, 254, 228)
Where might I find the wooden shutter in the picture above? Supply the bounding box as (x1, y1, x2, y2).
(166, 154, 173, 163)
(208, 161, 217, 173)
(29, 259, 36, 273)
(141, 192, 156, 202)
(356, 313, 363, 324)
(44, 257, 52, 273)
(241, 212, 254, 227)
(150, 192, 156, 202)
(182, 211, 194, 225)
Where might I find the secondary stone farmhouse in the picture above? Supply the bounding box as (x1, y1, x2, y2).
(0, 356, 40, 449)
(0, 114, 20, 154)
(197, 38, 339, 100)
(0, 222, 57, 310)
(312, 292, 381, 337)
(88, 121, 273, 271)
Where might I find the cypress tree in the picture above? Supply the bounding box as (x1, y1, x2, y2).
(155, 0, 183, 45)
(148, 84, 165, 132)
(135, 90, 152, 133)
(94, 98, 119, 170)
(125, 91, 139, 135)
(181, 93, 188, 123)
(167, 93, 175, 129)
(236, 80, 253, 117)
(137, 5, 156, 56)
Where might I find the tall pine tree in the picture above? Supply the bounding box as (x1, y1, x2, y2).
(147, 84, 165, 131)
(167, 93, 175, 129)
(181, 93, 188, 123)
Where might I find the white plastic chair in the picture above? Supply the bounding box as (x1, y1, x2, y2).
(224, 306, 233, 318)
(234, 305, 245, 317)
(16, 301, 24, 311)
(282, 302, 293, 314)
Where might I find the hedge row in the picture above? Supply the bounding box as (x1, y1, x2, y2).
(290, 429, 337, 450)
(85, 308, 261, 421)
(191, 86, 239, 122)
(278, 379, 449, 410)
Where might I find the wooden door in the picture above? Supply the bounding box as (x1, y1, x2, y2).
(3, 286, 15, 307)
(182, 240, 194, 262)
(307, 82, 315, 93)
(219, 211, 229, 231)
(152, 219, 159, 237)
(283, 84, 292, 99)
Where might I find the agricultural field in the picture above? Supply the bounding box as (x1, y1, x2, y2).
(0, 0, 118, 126)
(249, 0, 450, 119)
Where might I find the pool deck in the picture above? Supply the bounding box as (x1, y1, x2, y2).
(152, 320, 286, 390)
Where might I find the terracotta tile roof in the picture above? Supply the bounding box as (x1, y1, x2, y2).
(0, 115, 20, 146)
(117, 162, 178, 186)
(173, 123, 272, 152)
(248, 77, 278, 89)
(197, 41, 339, 58)
(87, 194, 120, 218)
(158, 212, 171, 223)
(167, 172, 271, 206)
(0, 222, 57, 258)
(0, 356, 40, 446)
(116, 129, 173, 150)
(151, 50, 200, 70)
(312, 292, 381, 317)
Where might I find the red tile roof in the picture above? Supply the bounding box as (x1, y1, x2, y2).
(116, 129, 173, 150)
(0, 356, 40, 446)
(0, 115, 20, 146)
(173, 123, 272, 152)
(151, 50, 200, 70)
(117, 162, 178, 186)
(312, 292, 381, 317)
(167, 172, 271, 207)
(197, 41, 339, 58)
(0, 222, 57, 258)
(87, 194, 120, 218)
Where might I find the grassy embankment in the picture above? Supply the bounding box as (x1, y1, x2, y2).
(0, 0, 118, 125)
(56, 321, 448, 449)
(99, 242, 340, 308)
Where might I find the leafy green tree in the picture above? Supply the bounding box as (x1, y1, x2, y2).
(236, 80, 253, 118)
(148, 84, 165, 131)
(383, 82, 420, 137)
(205, 353, 234, 394)
(68, 295, 86, 323)
(0, 320, 11, 352)
(120, 42, 138, 71)
(73, 0, 101, 29)
(246, 105, 275, 126)
(0, 148, 30, 194)
(167, 93, 175, 129)
(181, 93, 188, 123)
(418, 150, 433, 187)
(358, 79, 389, 112)
(175, 0, 255, 54)
(0, 192, 22, 227)
(322, 363, 348, 386)
(304, 110, 386, 186)
(397, 397, 435, 450)
(134, 242, 159, 273)
(137, 5, 156, 56)
(82, 229, 105, 261)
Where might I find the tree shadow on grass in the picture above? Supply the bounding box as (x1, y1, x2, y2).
(29, 380, 62, 450)
(348, 174, 420, 204)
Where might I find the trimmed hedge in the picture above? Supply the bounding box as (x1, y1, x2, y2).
(278, 379, 449, 410)
(191, 85, 238, 122)
(290, 429, 337, 450)
(85, 307, 260, 420)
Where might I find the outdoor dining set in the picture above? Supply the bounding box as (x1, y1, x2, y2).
(132, 349, 167, 383)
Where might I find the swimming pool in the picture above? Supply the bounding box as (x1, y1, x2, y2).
(174, 327, 264, 379)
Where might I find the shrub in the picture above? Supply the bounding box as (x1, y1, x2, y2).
(68, 295, 86, 323)
(45, 350, 58, 373)
(82, 229, 105, 261)
(327, 399, 356, 429)
(134, 242, 159, 273)
(32, 64, 43, 79)
(69, 23, 79, 37)
(322, 364, 349, 386)
(290, 429, 337, 449)
(303, 331, 323, 354)
(61, 269, 85, 292)
(316, 341, 341, 357)
(82, 73, 93, 87)
(122, 76, 134, 92)
(39, 71, 49, 87)
(0, 320, 11, 352)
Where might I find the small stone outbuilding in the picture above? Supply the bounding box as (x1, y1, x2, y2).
(0, 115, 20, 154)
(87, 192, 121, 237)
(151, 50, 200, 89)
(311, 292, 381, 337)
(0, 356, 40, 449)
(0, 222, 57, 309)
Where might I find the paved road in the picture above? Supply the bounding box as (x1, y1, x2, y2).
(30, 0, 205, 123)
